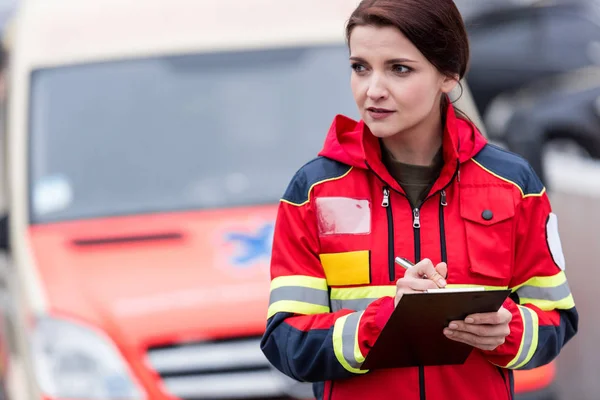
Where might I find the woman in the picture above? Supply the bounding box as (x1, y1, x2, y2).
(261, 1, 578, 399)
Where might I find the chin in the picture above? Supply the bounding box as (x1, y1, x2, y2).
(365, 121, 403, 139)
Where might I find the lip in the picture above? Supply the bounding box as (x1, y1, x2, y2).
(367, 107, 395, 120)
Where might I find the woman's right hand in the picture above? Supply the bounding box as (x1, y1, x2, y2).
(395, 259, 448, 306)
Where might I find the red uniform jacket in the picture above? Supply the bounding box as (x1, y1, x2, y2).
(261, 104, 578, 400)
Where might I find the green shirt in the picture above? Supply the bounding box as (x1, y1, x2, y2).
(381, 144, 444, 208)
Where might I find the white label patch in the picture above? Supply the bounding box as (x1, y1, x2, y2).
(315, 197, 371, 236)
(546, 213, 566, 271)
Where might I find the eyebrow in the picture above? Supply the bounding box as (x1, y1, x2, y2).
(349, 56, 418, 64)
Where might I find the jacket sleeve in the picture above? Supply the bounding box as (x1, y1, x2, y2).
(260, 172, 394, 382)
(482, 186, 578, 370)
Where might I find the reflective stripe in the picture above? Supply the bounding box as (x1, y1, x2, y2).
(516, 281, 571, 301)
(332, 311, 368, 374)
(512, 272, 575, 311)
(512, 272, 566, 290)
(506, 305, 539, 369)
(519, 294, 575, 312)
(267, 275, 330, 318)
(269, 286, 329, 307)
(331, 298, 378, 312)
(270, 275, 328, 291)
(267, 301, 330, 319)
(330, 286, 395, 301)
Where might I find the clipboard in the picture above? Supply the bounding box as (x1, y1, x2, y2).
(361, 288, 512, 370)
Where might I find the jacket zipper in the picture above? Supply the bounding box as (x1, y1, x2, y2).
(439, 190, 448, 263)
(412, 204, 426, 400)
(370, 161, 459, 400)
(381, 187, 395, 281)
(413, 207, 421, 260)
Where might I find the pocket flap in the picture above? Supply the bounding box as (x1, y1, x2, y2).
(460, 187, 515, 226)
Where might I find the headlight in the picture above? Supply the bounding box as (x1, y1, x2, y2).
(30, 315, 145, 399)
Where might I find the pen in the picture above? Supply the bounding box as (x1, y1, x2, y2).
(395, 257, 415, 270)
(395, 257, 431, 278)
(395, 257, 442, 285)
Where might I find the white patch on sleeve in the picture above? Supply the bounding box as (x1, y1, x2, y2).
(315, 197, 371, 236)
(546, 213, 566, 271)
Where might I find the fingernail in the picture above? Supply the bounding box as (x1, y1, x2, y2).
(439, 278, 447, 286)
(465, 318, 474, 324)
(449, 323, 458, 329)
(444, 329, 453, 336)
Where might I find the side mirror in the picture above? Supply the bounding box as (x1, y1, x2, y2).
(0, 214, 8, 252)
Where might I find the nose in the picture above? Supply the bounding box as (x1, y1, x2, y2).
(366, 74, 389, 101)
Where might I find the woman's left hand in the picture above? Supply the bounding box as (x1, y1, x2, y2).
(443, 307, 512, 351)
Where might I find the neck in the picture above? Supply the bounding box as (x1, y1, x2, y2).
(381, 102, 444, 166)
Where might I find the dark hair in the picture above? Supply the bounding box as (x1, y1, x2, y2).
(346, 0, 470, 111)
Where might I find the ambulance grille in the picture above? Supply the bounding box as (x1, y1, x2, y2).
(146, 336, 310, 400)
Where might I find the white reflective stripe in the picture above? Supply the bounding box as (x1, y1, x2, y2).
(516, 281, 571, 302)
(332, 311, 368, 374)
(268, 276, 331, 318)
(269, 286, 329, 307)
(330, 298, 377, 312)
(341, 312, 364, 369)
(507, 306, 539, 369)
(512, 272, 575, 310)
(315, 197, 371, 235)
(546, 213, 566, 270)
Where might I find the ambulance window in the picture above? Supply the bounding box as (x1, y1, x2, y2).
(28, 45, 358, 222)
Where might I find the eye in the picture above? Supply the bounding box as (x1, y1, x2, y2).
(392, 64, 412, 74)
(351, 63, 367, 74)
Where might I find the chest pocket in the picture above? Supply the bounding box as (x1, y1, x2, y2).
(460, 187, 516, 282)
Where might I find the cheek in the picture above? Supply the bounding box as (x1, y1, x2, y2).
(394, 78, 435, 103)
(350, 75, 364, 104)
(393, 77, 440, 114)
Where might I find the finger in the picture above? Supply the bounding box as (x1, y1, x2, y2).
(406, 279, 439, 292)
(444, 331, 504, 351)
(443, 329, 506, 350)
(464, 308, 512, 325)
(435, 262, 448, 279)
(447, 320, 511, 338)
(406, 259, 447, 288)
(404, 258, 435, 279)
(426, 270, 447, 288)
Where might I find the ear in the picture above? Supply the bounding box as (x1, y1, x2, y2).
(440, 73, 459, 94)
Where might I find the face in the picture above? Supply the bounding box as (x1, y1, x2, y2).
(349, 25, 458, 138)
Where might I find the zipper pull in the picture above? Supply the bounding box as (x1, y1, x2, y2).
(441, 190, 448, 207)
(413, 208, 421, 229)
(382, 187, 390, 207)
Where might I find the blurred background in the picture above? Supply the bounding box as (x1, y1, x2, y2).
(0, 0, 597, 399)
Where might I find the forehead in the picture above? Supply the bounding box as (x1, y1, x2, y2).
(349, 25, 423, 59)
